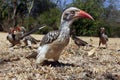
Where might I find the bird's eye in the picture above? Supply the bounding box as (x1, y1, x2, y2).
(71, 11, 75, 14)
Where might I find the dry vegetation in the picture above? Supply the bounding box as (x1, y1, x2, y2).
(0, 32, 120, 80)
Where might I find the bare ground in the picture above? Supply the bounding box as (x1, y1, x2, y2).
(0, 32, 120, 80)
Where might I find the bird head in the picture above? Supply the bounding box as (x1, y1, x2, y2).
(61, 7, 94, 25)
(100, 27, 105, 33)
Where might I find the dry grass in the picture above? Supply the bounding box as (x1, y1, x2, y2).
(0, 32, 120, 80)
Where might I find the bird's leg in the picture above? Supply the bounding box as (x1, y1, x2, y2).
(99, 40, 101, 48)
(77, 46, 80, 50)
(23, 39, 27, 46)
(105, 43, 108, 48)
(27, 40, 32, 49)
(85, 44, 89, 50)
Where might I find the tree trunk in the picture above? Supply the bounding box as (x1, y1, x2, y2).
(12, 0, 18, 27)
(0, 24, 3, 31)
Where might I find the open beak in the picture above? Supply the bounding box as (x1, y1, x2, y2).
(75, 10, 94, 20)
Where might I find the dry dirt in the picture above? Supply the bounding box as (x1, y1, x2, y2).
(0, 32, 120, 80)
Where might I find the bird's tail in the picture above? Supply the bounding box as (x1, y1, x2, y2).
(20, 25, 46, 40)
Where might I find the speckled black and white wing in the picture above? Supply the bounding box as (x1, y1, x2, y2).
(40, 30, 60, 46)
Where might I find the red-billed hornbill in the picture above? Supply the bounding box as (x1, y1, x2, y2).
(7, 26, 40, 48)
(7, 26, 26, 47)
(98, 27, 108, 48)
(36, 7, 94, 64)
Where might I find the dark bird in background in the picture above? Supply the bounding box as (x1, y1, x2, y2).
(70, 29, 92, 49)
(98, 27, 108, 48)
(71, 35, 89, 48)
(36, 7, 94, 65)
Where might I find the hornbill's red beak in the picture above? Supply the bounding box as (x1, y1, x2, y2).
(75, 10, 94, 20)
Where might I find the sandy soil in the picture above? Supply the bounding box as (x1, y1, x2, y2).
(0, 32, 120, 80)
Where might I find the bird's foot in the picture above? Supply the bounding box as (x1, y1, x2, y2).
(54, 61, 60, 64)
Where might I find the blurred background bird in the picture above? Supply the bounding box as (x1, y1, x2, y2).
(98, 27, 108, 48)
(6, 25, 42, 48)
